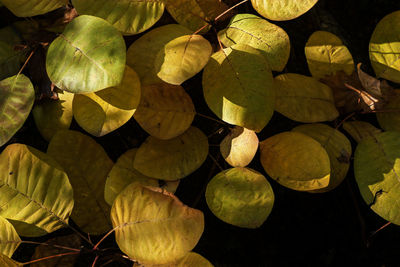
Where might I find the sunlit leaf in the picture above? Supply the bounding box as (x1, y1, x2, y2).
(354, 131, 400, 225)
(0, 253, 21, 266)
(47, 130, 113, 234)
(218, 13, 290, 71)
(202, 44, 275, 132)
(377, 91, 400, 133)
(0, 27, 24, 80)
(72, 0, 164, 35)
(0, 216, 20, 258)
(206, 167, 274, 228)
(260, 132, 330, 191)
(134, 127, 208, 180)
(0, 0, 68, 17)
(111, 183, 204, 265)
(46, 15, 126, 93)
(251, 0, 318, 21)
(174, 252, 214, 266)
(133, 83, 195, 140)
(0, 144, 73, 237)
(73, 66, 141, 137)
(342, 121, 382, 143)
(274, 73, 339, 123)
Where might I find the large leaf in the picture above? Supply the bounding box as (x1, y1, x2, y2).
(46, 15, 126, 93)
(126, 24, 192, 85)
(354, 131, 400, 225)
(0, 216, 20, 258)
(292, 124, 352, 192)
(47, 130, 113, 234)
(206, 167, 274, 228)
(0, 27, 24, 80)
(251, 0, 318, 21)
(377, 91, 400, 133)
(73, 66, 141, 137)
(134, 127, 208, 180)
(72, 0, 164, 35)
(0, 253, 21, 267)
(155, 35, 212, 85)
(305, 31, 354, 80)
(111, 183, 204, 265)
(0, 144, 74, 237)
(274, 73, 339, 122)
(0, 74, 34, 147)
(369, 10, 400, 83)
(218, 13, 290, 72)
(0, 0, 67, 17)
(342, 121, 382, 143)
(202, 44, 275, 132)
(260, 132, 330, 191)
(133, 83, 195, 140)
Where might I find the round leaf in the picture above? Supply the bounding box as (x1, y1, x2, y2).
(220, 126, 259, 167)
(0, 216, 20, 258)
(73, 66, 141, 137)
(134, 127, 208, 180)
(251, 0, 318, 21)
(369, 10, 400, 83)
(47, 130, 113, 234)
(305, 31, 354, 80)
(218, 13, 290, 71)
(133, 83, 195, 140)
(111, 183, 204, 265)
(0, 144, 74, 237)
(175, 252, 213, 266)
(260, 132, 331, 191)
(46, 15, 126, 93)
(274, 73, 339, 123)
(342, 121, 382, 143)
(0, 0, 68, 17)
(202, 44, 275, 132)
(206, 167, 274, 228)
(377, 91, 400, 133)
(0, 74, 34, 147)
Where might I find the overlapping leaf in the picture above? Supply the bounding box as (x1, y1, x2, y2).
(251, 0, 318, 21)
(0, 0, 68, 17)
(377, 90, 400, 133)
(343, 121, 382, 143)
(0, 216, 20, 258)
(0, 27, 24, 80)
(174, 252, 214, 266)
(0, 253, 21, 267)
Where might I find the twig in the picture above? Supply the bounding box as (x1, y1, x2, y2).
(20, 241, 81, 252)
(196, 113, 227, 125)
(22, 251, 80, 265)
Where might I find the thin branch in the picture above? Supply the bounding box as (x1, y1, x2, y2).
(22, 251, 80, 265)
(208, 153, 224, 172)
(335, 112, 356, 130)
(370, 221, 391, 237)
(20, 241, 81, 252)
(93, 228, 117, 250)
(17, 48, 35, 76)
(214, 0, 248, 22)
(91, 255, 100, 267)
(196, 113, 227, 125)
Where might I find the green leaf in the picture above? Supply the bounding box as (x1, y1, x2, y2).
(206, 167, 274, 228)
(47, 130, 113, 234)
(0, 216, 20, 258)
(0, 144, 73, 237)
(0, 253, 21, 266)
(111, 183, 204, 265)
(126, 24, 192, 85)
(46, 15, 126, 94)
(251, 0, 318, 21)
(305, 31, 354, 80)
(369, 10, 400, 83)
(218, 13, 290, 71)
(0, 74, 34, 147)
(260, 132, 331, 191)
(155, 35, 212, 85)
(342, 121, 382, 143)
(71, 0, 164, 35)
(0, 27, 24, 80)
(133, 83, 195, 140)
(0, 0, 68, 17)
(134, 127, 209, 180)
(274, 73, 339, 123)
(292, 124, 352, 192)
(377, 91, 400, 133)
(354, 131, 400, 225)
(73, 66, 141, 137)
(202, 44, 275, 132)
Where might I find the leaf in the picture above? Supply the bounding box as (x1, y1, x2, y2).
(342, 121, 382, 143)
(174, 252, 214, 266)
(377, 91, 400, 133)
(206, 167, 274, 228)
(369, 10, 400, 83)
(155, 35, 212, 85)
(0, 144, 74, 237)
(104, 149, 179, 206)
(0, 74, 35, 147)
(260, 132, 330, 191)
(218, 13, 290, 72)
(0, 253, 21, 267)
(32, 90, 74, 141)
(126, 24, 192, 85)
(73, 66, 141, 137)
(354, 131, 400, 225)
(0, 27, 24, 80)
(202, 44, 275, 132)
(47, 130, 113, 234)
(0, 0, 68, 17)
(220, 126, 259, 167)
(292, 124, 351, 192)
(251, 0, 318, 21)
(0, 216, 20, 258)
(46, 15, 126, 93)
(111, 183, 204, 265)
(305, 31, 354, 80)
(133, 83, 195, 140)
(274, 73, 339, 122)
(134, 127, 208, 180)
(71, 0, 164, 35)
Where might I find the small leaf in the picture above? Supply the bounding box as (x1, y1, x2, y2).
(377, 91, 400, 133)
(0, 0, 68, 17)
(342, 121, 382, 143)
(251, 0, 318, 21)
(0, 216, 20, 258)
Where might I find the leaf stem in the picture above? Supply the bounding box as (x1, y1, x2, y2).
(214, 0, 249, 22)
(22, 251, 80, 265)
(93, 228, 117, 250)
(196, 113, 227, 125)
(17, 48, 36, 76)
(20, 241, 81, 252)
